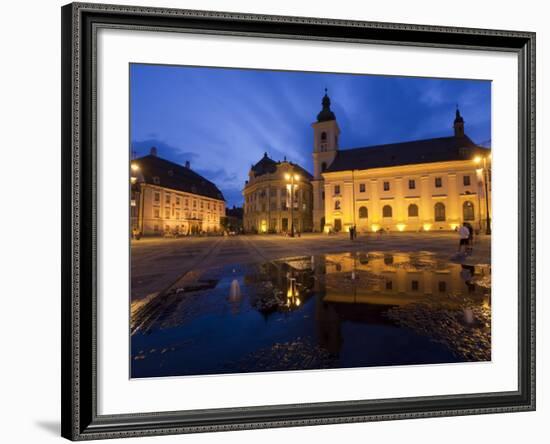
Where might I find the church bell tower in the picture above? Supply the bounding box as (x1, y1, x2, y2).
(312, 89, 340, 231)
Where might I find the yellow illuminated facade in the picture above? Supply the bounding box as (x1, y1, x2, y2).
(321, 160, 490, 233)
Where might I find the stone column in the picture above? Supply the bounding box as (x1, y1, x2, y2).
(395, 177, 404, 223)
(344, 180, 354, 229)
(420, 175, 431, 226)
(370, 178, 379, 226)
(447, 172, 459, 225)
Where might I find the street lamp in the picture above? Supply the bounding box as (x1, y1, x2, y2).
(285, 171, 300, 237)
(474, 154, 491, 235)
(130, 163, 143, 238)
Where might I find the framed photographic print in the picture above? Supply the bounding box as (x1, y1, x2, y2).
(61, 2, 536, 440)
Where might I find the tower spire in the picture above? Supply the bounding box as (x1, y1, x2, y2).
(317, 89, 336, 122)
(453, 105, 465, 137)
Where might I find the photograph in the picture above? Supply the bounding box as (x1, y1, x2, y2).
(129, 65, 492, 378)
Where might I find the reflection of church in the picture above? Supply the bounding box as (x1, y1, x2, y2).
(260, 252, 489, 355)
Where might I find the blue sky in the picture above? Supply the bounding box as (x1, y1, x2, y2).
(130, 64, 491, 208)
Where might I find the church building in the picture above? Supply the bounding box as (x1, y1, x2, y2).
(312, 90, 491, 233)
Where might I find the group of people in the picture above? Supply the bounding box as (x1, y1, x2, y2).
(457, 222, 475, 254)
(349, 225, 358, 240)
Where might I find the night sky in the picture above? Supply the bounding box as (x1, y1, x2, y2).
(130, 64, 491, 208)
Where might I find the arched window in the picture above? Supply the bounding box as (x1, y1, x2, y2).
(408, 204, 419, 217)
(382, 205, 393, 218)
(358, 206, 368, 219)
(321, 162, 327, 172)
(321, 131, 327, 141)
(463, 201, 475, 221)
(434, 202, 446, 221)
(334, 200, 341, 210)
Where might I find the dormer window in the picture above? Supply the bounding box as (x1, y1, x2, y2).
(153, 176, 160, 184)
(167, 170, 174, 176)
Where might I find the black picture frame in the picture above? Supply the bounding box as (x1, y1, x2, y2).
(61, 2, 536, 440)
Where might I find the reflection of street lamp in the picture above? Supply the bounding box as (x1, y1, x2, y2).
(474, 154, 491, 235)
(284, 171, 300, 237)
(286, 276, 301, 308)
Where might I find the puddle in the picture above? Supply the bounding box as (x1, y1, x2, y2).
(131, 251, 491, 378)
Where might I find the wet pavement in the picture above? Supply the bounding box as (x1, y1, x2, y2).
(131, 251, 491, 378)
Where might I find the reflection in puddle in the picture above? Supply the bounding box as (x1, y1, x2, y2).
(131, 251, 491, 378)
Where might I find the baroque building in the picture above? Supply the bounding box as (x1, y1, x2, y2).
(312, 91, 491, 233)
(243, 153, 313, 233)
(130, 147, 225, 236)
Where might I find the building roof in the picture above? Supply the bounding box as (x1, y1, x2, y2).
(133, 154, 225, 201)
(251, 152, 313, 180)
(324, 135, 489, 173)
(251, 153, 278, 176)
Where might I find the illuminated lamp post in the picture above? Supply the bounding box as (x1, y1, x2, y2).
(473, 154, 491, 235)
(130, 163, 143, 239)
(285, 171, 300, 237)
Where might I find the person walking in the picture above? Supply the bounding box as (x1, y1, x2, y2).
(464, 221, 474, 254)
(458, 223, 470, 253)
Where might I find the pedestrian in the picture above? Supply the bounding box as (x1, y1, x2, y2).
(464, 222, 474, 254)
(458, 223, 470, 253)
(349, 226, 354, 240)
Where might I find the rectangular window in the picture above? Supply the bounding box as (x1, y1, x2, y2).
(408, 179, 416, 189)
(153, 208, 160, 218)
(193, 200, 197, 208)
(435, 177, 442, 188)
(184, 198, 189, 207)
(154, 192, 160, 203)
(334, 184, 341, 195)
(165, 207, 170, 218)
(176, 196, 181, 205)
(463, 175, 471, 186)
(359, 183, 366, 193)
(175, 211, 180, 220)
(438, 281, 447, 293)
(385, 280, 393, 290)
(411, 280, 419, 291)
(165, 194, 171, 204)
(383, 181, 390, 191)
